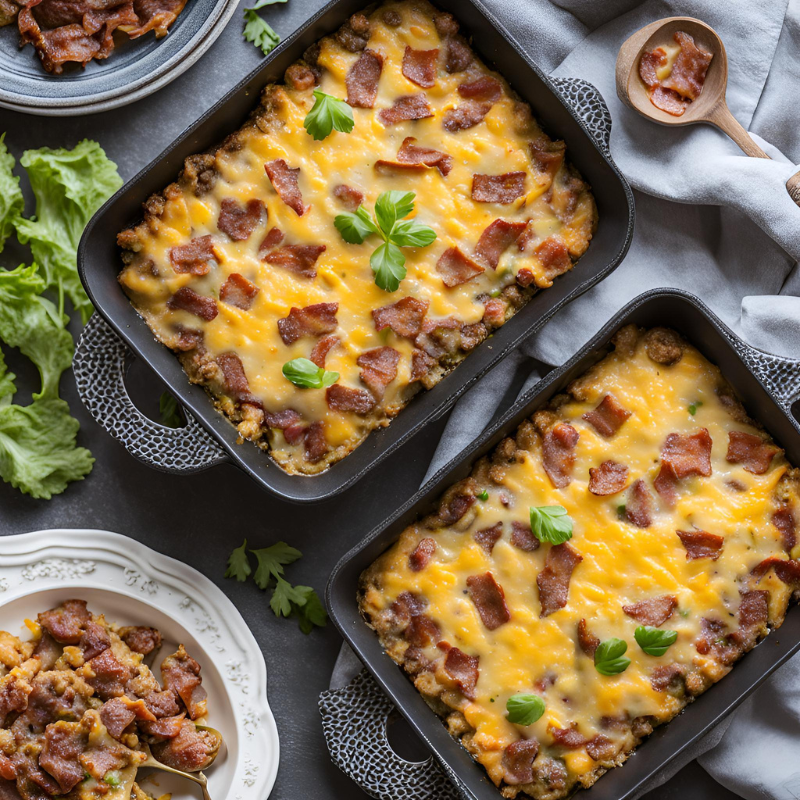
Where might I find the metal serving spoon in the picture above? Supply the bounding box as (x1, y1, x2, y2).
(615, 16, 800, 206)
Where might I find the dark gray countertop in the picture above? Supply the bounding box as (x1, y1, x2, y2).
(0, 2, 738, 797)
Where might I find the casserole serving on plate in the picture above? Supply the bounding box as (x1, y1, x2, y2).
(327, 290, 800, 800)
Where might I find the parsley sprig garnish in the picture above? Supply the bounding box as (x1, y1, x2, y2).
(529, 505, 573, 545)
(634, 625, 678, 656)
(283, 357, 339, 389)
(334, 190, 437, 292)
(225, 539, 327, 634)
(594, 638, 631, 676)
(243, 0, 286, 56)
(506, 694, 545, 726)
(304, 91, 355, 140)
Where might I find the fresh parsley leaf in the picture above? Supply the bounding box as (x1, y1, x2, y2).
(594, 638, 631, 676)
(304, 90, 355, 141)
(477, 489, 489, 501)
(529, 505, 573, 545)
(634, 625, 678, 657)
(390, 218, 437, 248)
(334, 206, 378, 244)
(0, 134, 23, 254)
(374, 190, 415, 235)
(270, 575, 309, 617)
(283, 357, 339, 389)
(250, 0, 287, 7)
(251, 542, 302, 590)
(371, 241, 406, 292)
(225, 540, 252, 582)
(159, 391, 182, 428)
(506, 694, 545, 726)
(243, 8, 280, 56)
(688, 401, 703, 415)
(293, 585, 328, 634)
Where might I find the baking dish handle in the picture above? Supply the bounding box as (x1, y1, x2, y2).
(74, 314, 229, 473)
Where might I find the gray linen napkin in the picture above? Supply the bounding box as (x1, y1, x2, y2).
(331, 0, 800, 797)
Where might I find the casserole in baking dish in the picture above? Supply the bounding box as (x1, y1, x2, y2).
(117, 0, 597, 476)
(358, 321, 799, 799)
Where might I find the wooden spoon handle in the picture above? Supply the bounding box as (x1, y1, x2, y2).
(707, 103, 769, 158)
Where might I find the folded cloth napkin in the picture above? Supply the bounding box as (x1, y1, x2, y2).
(331, 1, 800, 797)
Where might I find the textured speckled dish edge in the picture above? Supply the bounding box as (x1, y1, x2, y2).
(0, 528, 279, 800)
(0, 0, 239, 116)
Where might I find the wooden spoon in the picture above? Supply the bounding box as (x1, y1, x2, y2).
(615, 16, 800, 206)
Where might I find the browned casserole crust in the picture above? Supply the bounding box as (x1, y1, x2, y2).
(360, 324, 800, 799)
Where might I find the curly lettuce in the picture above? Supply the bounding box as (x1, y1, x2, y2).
(0, 134, 23, 253)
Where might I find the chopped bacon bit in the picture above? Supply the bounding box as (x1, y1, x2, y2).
(277, 302, 338, 345)
(264, 244, 326, 279)
(167, 287, 218, 321)
(85, 647, 132, 699)
(535, 236, 572, 280)
(458, 76, 502, 102)
(773, 507, 797, 552)
(529, 137, 566, 180)
(663, 31, 713, 101)
(161, 646, 207, 720)
(623, 595, 677, 626)
(170, 235, 218, 275)
(737, 589, 769, 630)
(662, 429, 713, 478)
(264, 159, 309, 216)
(583, 394, 632, 437)
(588, 460, 629, 496)
(303, 421, 328, 463)
(436, 246, 485, 287)
(127, 0, 186, 39)
(410, 348, 435, 382)
(396, 137, 452, 176)
(264, 408, 301, 431)
(586, 734, 617, 762)
(258, 227, 284, 255)
(483, 298, 506, 328)
(516, 267, 535, 287)
(442, 100, 492, 132)
(474, 522, 502, 554)
(626, 479, 653, 528)
(537, 543, 582, 617)
(358, 346, 400, 399)
(651, 86, 689, 116)
(677, 529, 724, 560)
(217, 198, 265, 241)
(140, 713, 186, 741)
(577, 619, 600, 656)
(651, 663, 686, 693)
(332, 184, 364, 212)
(374, 160, 430, 175)
(639, 47, 667, 88)
(726, 431, 780, 474)
(442, 646, 479, 699)
(502, 740, 539, 786)
(467, 572, 510, 631)
(173, 324, 203, 352)
(443, 36, 473, 73)
(696, 591, 768, 664)
(405, 614, 440, 647)
(38, 600, 91, 644)
(402, 46, 439, 88)
(409, 538, 436, 572)
(475, 219, 527, 269)
(436, 489, 476, 526)
(18, 12, 103, 74)
(79, 620, 111, 660)
(644, 328, 684, 365)
(751, 556, 800, 585)
(542, 423, 579, 489)
(346, 49, 384, 108)
(472, 172, 527, 204)
(220, 273, 259, 311)
(39, 723, 87, 793)
(550, 723, 614, 760)
(310, 335, 339, 368)
(378, 94, 433, 126)
(510, 521, 539, 552)
(372, 296, 429, 338)
(654, 463, 679, 506)
(392, 590, 427, 621)
(326, 384, 376, 414)
(216, 352, 259, 406)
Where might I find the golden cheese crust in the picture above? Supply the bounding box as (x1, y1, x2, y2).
(359, 325, 800, 799)
(117, 0, 597, 476)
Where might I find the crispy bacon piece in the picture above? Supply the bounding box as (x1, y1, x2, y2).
(502, 740, 539, 786)
(653, 463, 679, 506)
(472, 172, 527, 204)
(277, 302, 338, 345)
(310, 335, 339, 368)
(167, 287, 218, 321)
(639, 47, 666, 88)
(216, 353, 258, 406)
(467, 572, 510, 631)
(79, 621, 110, 660)
(541, 423, 579, 489)
(577, 619, 600, 657)
(38, 600, 90, 645)
(435, 246, 485, 288)
(258, 226, 284, 255)
(661, 429, 713, 478)
(651, 662, 686, 693)
(151, 719, 219, 772)
(162, 646, 207, 720)
(143, 689, 181, 720)
(583, 394, 632, 437)
(402, 46, 438, 88)
(173, 324, 203, 352)
(302, 421, 327, 463)
(751, 556, 800, 585)
(663, 31, 713, 102)
(537, 543, 582, 617)
(372, 296, 429, 338)
(549, 724, 615, 761)
(677, 529, 724, 560)
(220, 273, 259, 311)
(626, 479, 653, 528)
(128, 0, 187, 38)
(458, 76, 502, 102)
(264, 159, 308, 216)
(434, 486, 477, 527)
(696, 591, 769, 664)
(773, 507, 797, 552)
(346, 49, 384, 108)
(510, 521, 539, 552)
(119, 626, 161, 656)
(410, 349, 435, 382)
(442, 100, 492, 132)
(588, 460, 629, 496)
(442, 646, 479, 699)
(651, 86, 689, 116)
(264, 408, 301, 435)
(378, 94, 433, 126)
(726, 431, 780, 474)
(474, 522, 502, 554)
(475, 219, 527, 269)
(405, 614, 440, 648)
(100, 697, 156, 740)
(529, 137, 565, 180)
(408, 538, 436, 573)
(84, 648, 132, 700)
(396, 137, 452, 176)
(391, 590, 427, 622)
(170, 235, 217, 275)
(140, 713, 186, 741)
(326, 384, 376, 414)
(535, 236, 572, 280)
(332, 184, 364, 212)
(623, 595, 677, 626)
(358, 346, 400, 399)
(374, 160, 430, 176)
(264, 244, 326, 279)
(18, 11, 100, 74)
(39, 721, 87, 793)
(217, 198, 264, 241)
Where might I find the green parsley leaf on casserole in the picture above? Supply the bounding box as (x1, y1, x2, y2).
(529, 504, 574, 545)
(283, 357, 340, 389)
(304, 90, 356, 141)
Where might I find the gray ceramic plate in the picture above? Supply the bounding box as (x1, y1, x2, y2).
(0, 0, 239, 116)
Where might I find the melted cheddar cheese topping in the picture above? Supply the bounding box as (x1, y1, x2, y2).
(361, 327, 799, 799)
(118, 0, 596, 475)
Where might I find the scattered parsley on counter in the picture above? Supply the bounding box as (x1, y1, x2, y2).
(594, 638, 631, 676)
(529, 504, 574, 545)
(506, 694, 546, 726)
(304, 91, 355, 140)
(282, 357, 339, 389)
(159, 392, 183, 428)
(225, 539, 327, 634)
(243, 0, 286, 56)
(634, 625, 678, 657)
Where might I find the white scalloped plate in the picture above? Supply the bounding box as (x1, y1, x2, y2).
(0, 529, 278, 800)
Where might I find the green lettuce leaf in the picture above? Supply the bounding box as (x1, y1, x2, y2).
(0, 134, 23, 254)
(14, 140, 122, 323)
(0, 347, 16, 408)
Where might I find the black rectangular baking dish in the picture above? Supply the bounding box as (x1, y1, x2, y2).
(326, 288, 800, 800)
(77, 0, 634, 503)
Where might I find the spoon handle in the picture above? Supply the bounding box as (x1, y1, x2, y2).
(706, 103, 769, 158)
